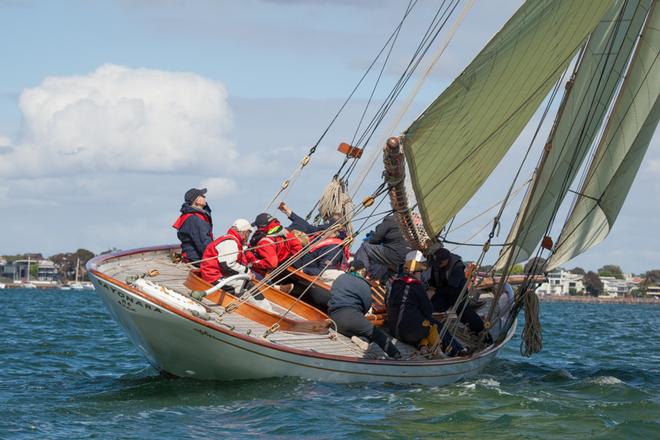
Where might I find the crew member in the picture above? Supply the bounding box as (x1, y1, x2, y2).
(291, 228, 349, 281)
(278, 201, 342, 235)
(426, 248, 486, 338)
(200, 218, 255, 293)
(172, 188, 213, 266)
(249, 213, 302, 274)
(328, 261, 401, 359)
(387, 251, 464, 356)
(354, 214, 410, 281)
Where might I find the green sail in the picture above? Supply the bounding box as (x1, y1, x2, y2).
(403, 0, 614, 238)
(497, 0, 651, 269)
(547, 3, 660, 270)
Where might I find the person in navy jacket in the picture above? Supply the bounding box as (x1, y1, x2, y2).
(172, 188, 213, 266)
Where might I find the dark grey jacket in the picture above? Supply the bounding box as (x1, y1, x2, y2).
(327, 272, 373, 315)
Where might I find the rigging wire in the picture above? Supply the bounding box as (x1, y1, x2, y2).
(350, 0, 476, 200)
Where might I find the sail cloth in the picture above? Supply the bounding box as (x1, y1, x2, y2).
(403, 0, 615, 239)
(547, 3, 660, 271)
(496, 0, 652, 270)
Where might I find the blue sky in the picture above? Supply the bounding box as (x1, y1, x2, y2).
(0, 0, 658, 274)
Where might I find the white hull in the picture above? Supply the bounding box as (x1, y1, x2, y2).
(89, 251, 515, 385)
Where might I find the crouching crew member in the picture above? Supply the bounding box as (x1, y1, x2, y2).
(249, 213, 302, 275)
(426, 248, 487, 339)
(354, 214, 410, 281)
(172, 188, 213, 266)
(200, 218, 256, 293)
(387, 251, 465, 356)
(328, 261, 401, 359)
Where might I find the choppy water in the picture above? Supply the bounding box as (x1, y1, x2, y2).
(0, 289, 658, 439)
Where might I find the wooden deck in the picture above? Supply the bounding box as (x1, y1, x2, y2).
(98, 249, 423, 360)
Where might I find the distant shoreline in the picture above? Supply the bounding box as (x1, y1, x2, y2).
(539, 294, 659, 305)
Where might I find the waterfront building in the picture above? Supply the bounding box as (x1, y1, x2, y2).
(535, 269, 585, 296)
(647, 286, 660, 297)
(600, 276, 638, 297)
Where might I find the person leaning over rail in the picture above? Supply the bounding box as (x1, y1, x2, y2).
(327, 260, 402, 360)
(387, 251, 465, 357)
(425, 248, 488, 342)
(172, 188, 213, 266)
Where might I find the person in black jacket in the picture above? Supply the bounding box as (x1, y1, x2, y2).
(354, 214, 410, 281)
(278, 201, 342, 235)
(387, 251, 464, 356)
(426, 248, 486, 337)
(172, 188, 214, 266)
(328, 261, 401, 359)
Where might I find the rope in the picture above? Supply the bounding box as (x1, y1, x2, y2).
(520, 288, 542, 356)
(350, 0, 475, 196)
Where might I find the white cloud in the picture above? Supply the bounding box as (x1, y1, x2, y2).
(199, 177, 237, 197)
(0, 64, 236, 178)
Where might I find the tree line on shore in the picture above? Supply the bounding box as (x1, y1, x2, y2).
(0, 248, 117, 282)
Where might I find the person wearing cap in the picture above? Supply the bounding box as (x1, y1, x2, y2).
(172, 188, 213, 266)
(248, 213, 302, 275)
(426, 248, 486, 337)
(328, 261, 401, 359)
(200, 218, 257, 294)
(387, 250, 465, 356)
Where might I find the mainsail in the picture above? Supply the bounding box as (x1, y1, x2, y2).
(496, 0, 651, 269)
(547, 2, 660, 270)
(402, 0, 614, 238)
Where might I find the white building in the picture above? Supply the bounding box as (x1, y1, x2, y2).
(600, 276, 638, 297)
(646, 285, 660, 297)
(535, 269, 584, 296)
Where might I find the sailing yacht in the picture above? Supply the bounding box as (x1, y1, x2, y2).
(88, 0, 658, 383)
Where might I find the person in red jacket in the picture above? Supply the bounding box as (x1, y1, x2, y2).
(200, 218, 255, 293)
(248, 213, 302, 275)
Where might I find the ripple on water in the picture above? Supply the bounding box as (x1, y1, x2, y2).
(0, 290, 659, 439)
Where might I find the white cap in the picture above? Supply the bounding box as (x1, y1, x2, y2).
(405, 250, 426, 263)
(232, 218, 253, 231)
(404, 250, 427, 273)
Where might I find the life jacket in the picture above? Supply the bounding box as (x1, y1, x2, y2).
(251, 220, 302, 271)
(309, 237, 350, 270)
(172, 212, 214, 261)
(172, 212, 212, 231)
(200, 229, 245, 283)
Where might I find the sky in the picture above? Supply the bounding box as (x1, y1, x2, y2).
(0, 0, 658, 274)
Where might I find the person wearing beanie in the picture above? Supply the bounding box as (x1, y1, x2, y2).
(426, 248, 486, 337)
(328, 261, 401, 359)
(172, 188, 213, 266)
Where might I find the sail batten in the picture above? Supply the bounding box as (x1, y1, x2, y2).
(496, 0, 652, 269)
(403, 0, 615, 238)
(547, 2, 660, 270)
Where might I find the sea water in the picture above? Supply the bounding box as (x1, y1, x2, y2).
(0, 289, 658, 439)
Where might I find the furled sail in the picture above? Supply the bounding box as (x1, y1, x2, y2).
(496, 0, 651, 269)
(547, 3, 660, 270)
(402, 0, 615, 238)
